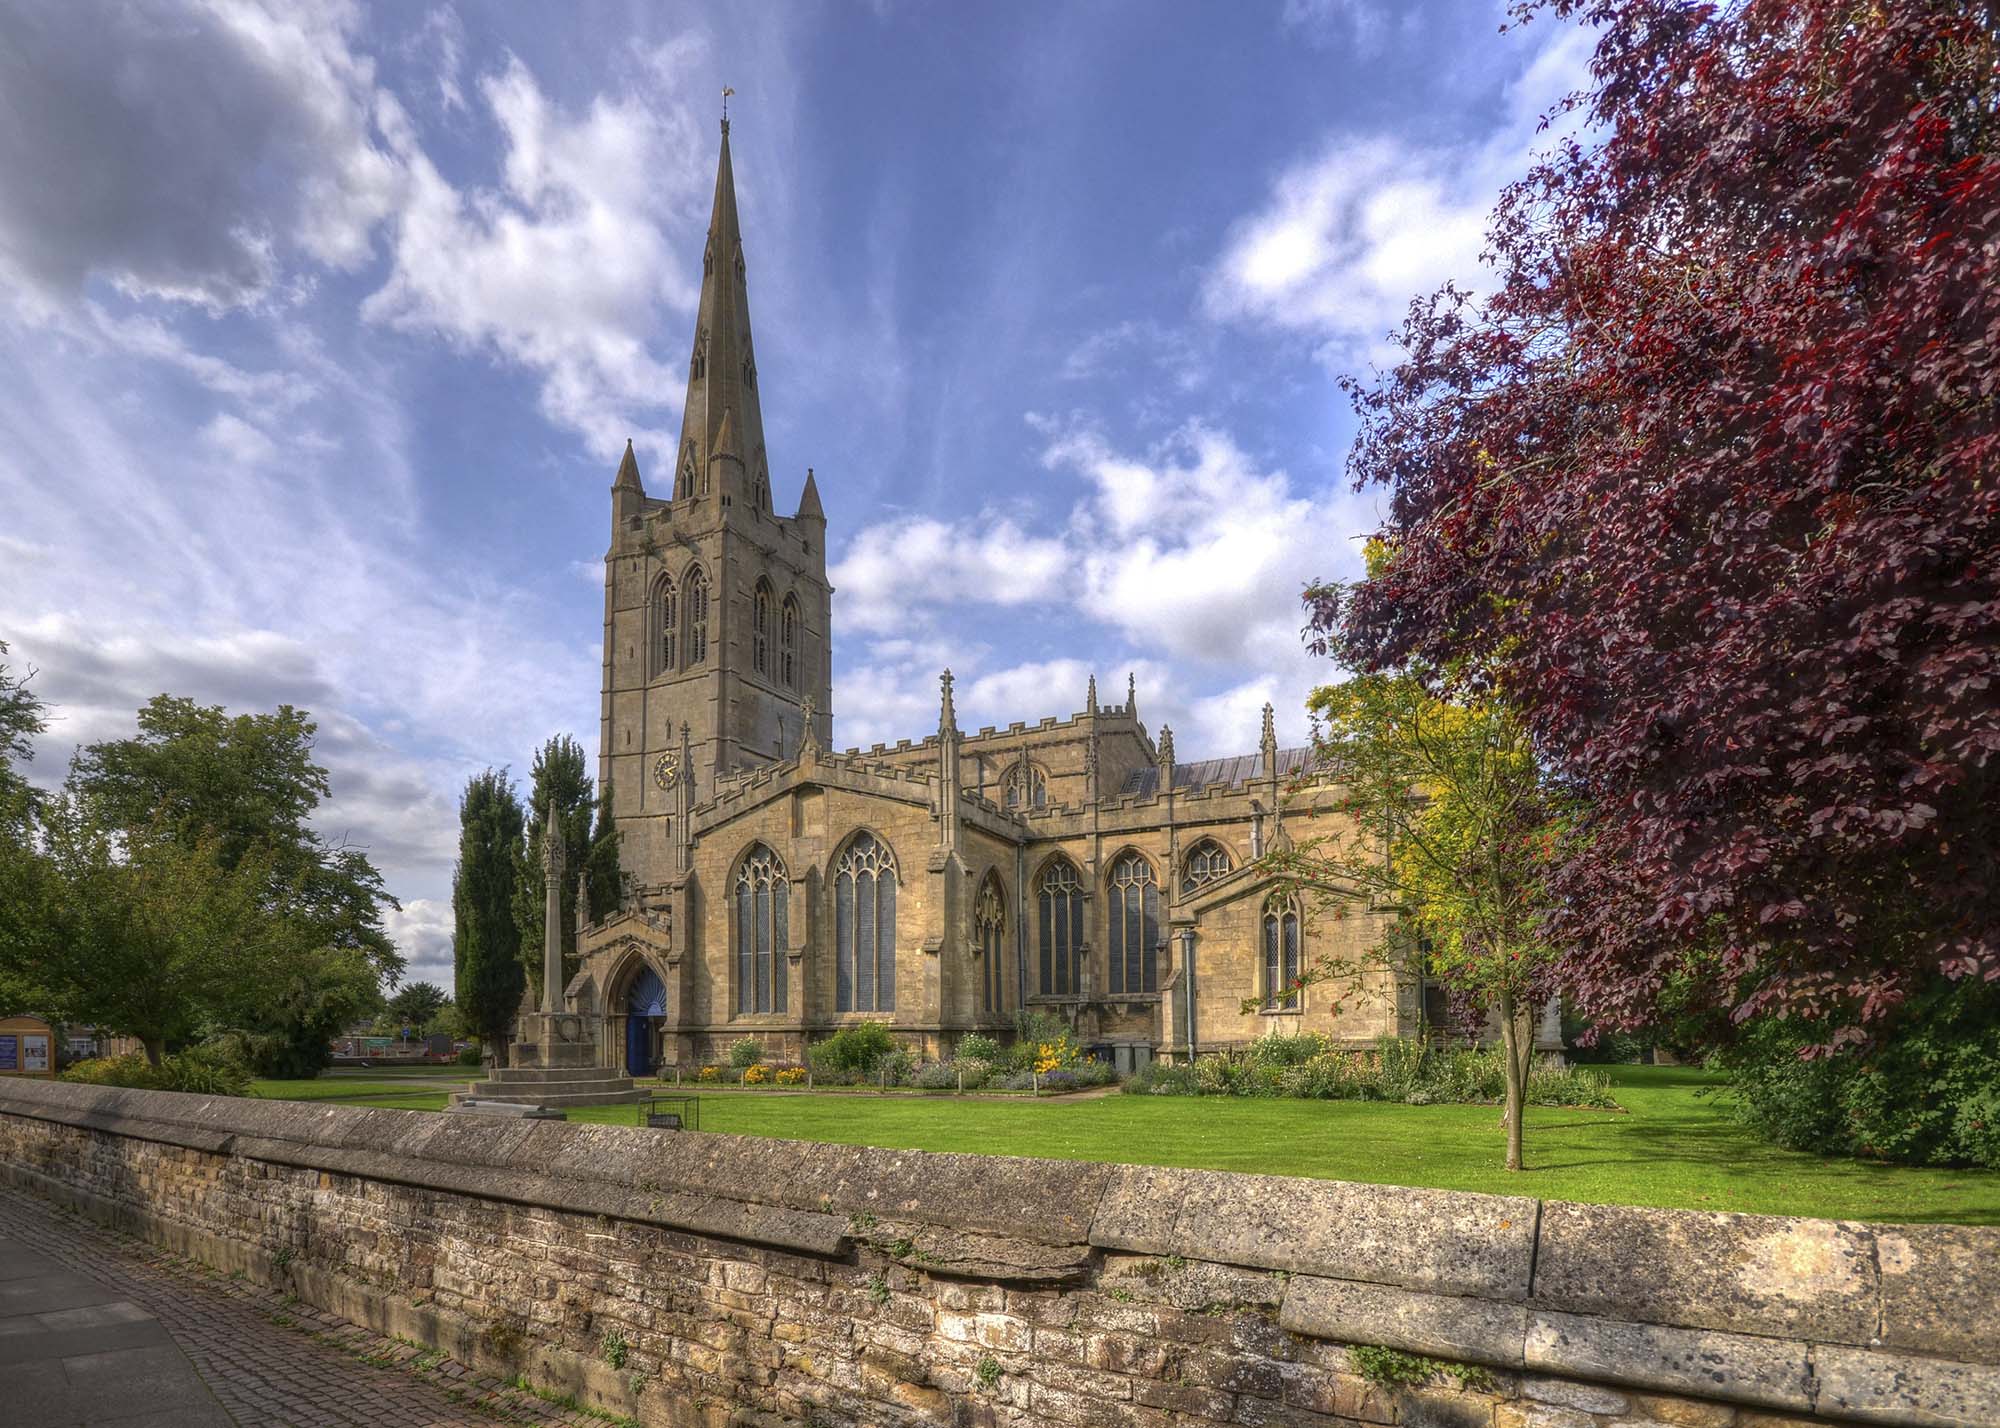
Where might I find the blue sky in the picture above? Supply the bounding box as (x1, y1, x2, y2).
(0, 0, 1592, 985)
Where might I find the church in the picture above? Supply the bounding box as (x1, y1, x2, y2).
(561, 121, 1419, 1076)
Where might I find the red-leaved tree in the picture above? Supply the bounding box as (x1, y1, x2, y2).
(1326, 0, 1999, 1049)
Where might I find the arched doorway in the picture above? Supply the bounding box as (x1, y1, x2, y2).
(624, 965, 667, 1076)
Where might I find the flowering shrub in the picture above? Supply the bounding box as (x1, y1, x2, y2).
(775, 1066, 806, 1086)
(696, 1064, 721, 1082)
(742, 1063, 770, 1085)
(1123, 1037, 1616, 1109)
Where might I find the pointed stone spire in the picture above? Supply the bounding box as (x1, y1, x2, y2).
(796, 467, 824, 523)
(1159, 724, 1176, 771)
(674, 119, 767, 506)
(1086, 674, 1098, 715)
(613, 438, 643, 492)
(1260, 701, 1279, 775)
(939, 668, 958, 733)
(1126, 671, 1138, 716)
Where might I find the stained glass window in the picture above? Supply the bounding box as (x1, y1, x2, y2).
(734, 846, 788, 1015)
(835, 834, 897, 1012)
(1036, 858, 1083, 997)
(1107, 853, 1160, 995)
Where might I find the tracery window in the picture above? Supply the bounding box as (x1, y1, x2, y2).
(1107, 852, 1160, 995)
(780, 594, 800, 688)
(752, 580, 771, 676)
(1004, 763, 1047, 810)
(652, 573, 677, 676)
(734, 846, 789, 1015)
(686, 566, 710, 664)
(975, 875, 1006, 1017)
(1180, 839, 1232, 897)
(1036, 858, 1084, 997)
(1262, 895, 1302, 1010)
(835, 834, 897, 1012)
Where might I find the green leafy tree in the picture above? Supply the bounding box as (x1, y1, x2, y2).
(1269, 670, 1562, 1171)
(28, 796, 279, 1065)
(0, 638, 46, 819)
(386, 980, 450, 1030)
(584, 782, 624, 923)
(69, 696, 401, 983)
(454, 769, 525, 1058)
(59, 696, 401, 1072)
(0, 640, 53, 1017)
(512, 735, 593, 1004)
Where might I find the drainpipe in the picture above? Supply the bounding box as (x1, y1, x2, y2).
(1181, 929, 1198, 1062)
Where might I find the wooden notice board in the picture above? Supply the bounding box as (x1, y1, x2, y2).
(0, 1015, 56, 1078)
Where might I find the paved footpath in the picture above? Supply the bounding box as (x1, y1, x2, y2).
(0, 1188, 623, 1428)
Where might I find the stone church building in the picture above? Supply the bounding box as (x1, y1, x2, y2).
(563, 122, 1424, 1075)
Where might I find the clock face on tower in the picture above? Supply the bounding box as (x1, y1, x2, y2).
(652, 751, 681, 789)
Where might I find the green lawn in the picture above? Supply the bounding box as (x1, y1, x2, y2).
(248, 1065, 1999, 1225)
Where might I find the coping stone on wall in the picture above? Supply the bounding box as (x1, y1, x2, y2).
(1524, 1310, 1814, 1414)
(1092, 1164, 1538, 1299)
(1814, 1343, 2000, 1428)
(1869, 1223, 2000, 1363)
(1281, 1275, 1531, 1367)
(1532, 1202, 1881, 1342)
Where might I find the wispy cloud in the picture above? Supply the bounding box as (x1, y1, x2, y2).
(1203, 17, 1595, 364)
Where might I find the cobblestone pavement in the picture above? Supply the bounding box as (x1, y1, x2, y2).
(0, 1188, 629, 1428)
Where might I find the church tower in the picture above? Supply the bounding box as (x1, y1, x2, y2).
(598, 117, 834, 888)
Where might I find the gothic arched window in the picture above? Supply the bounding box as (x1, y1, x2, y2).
(1262, 895, 1302, 1010)
(1107, 852, 1161, 995)
(1180, 839, 1232, 897)
(780, 594, 800, 688)
(685, 566, 710, 664)
(734, 846, 789, 1015)
(1005, 763, 1048, 810)
(752, 580, 772, 677)
(652, 573, 677, 676)
(835, 833, 897, 1012)
(1036, 857, 1083, 997)
(975, 874, 1006, 1017)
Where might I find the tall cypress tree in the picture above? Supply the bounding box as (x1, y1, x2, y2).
(453, 768, 525, 1058)
(584, 782, 623, 924)
(512, 735, 593, 1004)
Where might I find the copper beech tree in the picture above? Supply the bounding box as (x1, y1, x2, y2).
(1325, 0, 2000, 1049)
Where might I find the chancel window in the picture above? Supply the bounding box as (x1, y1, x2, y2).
(652, 573, 677, 675)
(976, 875, 1006, 1017)
(1107, 852, 1160, 995)
(781, 595, 800, 688)
(752, 581, 771, 676)
(686, 566, 710, 664)
(1036, 858, 1083, 997)
(1262, 895, 1302, 1010)
(835, 834, 897, 1012)
(1005, 764, 1047, 810)
(734, 846, 788, 1015)
(1180, 839, 1231, 897)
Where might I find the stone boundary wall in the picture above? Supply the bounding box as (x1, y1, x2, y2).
(1, 1080, 1994, 1428)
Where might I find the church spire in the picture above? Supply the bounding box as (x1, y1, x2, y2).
(674, 118, 768, 506)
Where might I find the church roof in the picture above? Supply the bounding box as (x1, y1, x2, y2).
(1119, 746, 1314, 798)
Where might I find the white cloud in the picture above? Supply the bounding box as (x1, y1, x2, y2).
(361, 50, 710, 462)
(832, 515, 1073, 635)
(828, 415, 1373, 755)
(1203, 19, 1596, 362)
(0, 0, 398, 313)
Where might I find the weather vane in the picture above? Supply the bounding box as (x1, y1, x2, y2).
(722, 86, 734, 126)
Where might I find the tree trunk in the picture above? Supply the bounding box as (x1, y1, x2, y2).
(1496, 991, 1525, 1171)
(142, 1037, 165, 1068)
